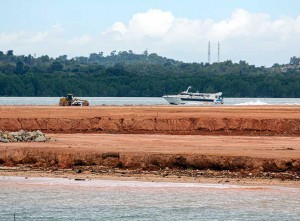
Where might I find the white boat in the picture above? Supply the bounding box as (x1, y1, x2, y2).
(163, 86, 223, 105)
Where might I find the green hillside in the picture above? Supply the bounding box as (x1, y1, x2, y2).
(0, 50, 300, 97)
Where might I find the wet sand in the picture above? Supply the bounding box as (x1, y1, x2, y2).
(1, 170, 299, 188)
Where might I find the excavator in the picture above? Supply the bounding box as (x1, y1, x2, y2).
(59, 94, 89, 106)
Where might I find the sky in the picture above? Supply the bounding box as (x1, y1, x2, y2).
(1, 0, 300, 66)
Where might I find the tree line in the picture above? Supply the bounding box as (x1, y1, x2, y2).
(0, 50, 300, 97)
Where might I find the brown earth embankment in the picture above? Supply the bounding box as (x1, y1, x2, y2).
(0, 106, 300, 136)
(0, 134, 299, 174)
(1, 106, 300, 181)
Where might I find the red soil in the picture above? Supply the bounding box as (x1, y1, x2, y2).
(0, 106, 299, 175)
(0, 106, 300, 135)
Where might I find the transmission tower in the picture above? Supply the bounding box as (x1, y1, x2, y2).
(218, 42, 220, 63)
(208, 41, 211, 64)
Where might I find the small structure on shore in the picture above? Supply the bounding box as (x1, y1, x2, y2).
(59, 94, 89, 106)
(0, 130, 48, 143)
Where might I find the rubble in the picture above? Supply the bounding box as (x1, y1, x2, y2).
(0, 130, 48, 143)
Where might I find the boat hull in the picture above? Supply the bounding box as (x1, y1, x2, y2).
(163, 95, 218, 105)
(162, 96, 184, 105)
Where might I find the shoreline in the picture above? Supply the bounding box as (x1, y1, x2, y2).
(1, 167, 299, 188)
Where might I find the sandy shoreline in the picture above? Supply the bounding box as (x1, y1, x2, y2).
(1, 167, 299, 188)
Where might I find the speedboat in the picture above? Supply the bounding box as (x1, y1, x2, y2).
(163, 86, 223, 105)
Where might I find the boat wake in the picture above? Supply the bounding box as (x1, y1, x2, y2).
(235, 100, 269, 106)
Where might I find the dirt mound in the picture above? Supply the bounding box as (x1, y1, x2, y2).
(1, 106, 300, 136)
(1, 148, 299, 173)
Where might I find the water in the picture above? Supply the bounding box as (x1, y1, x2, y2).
(0, 177, 299, 220)
(0, 97, 300, 106)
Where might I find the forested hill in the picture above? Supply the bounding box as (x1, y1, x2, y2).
(0, 50, 300, 97)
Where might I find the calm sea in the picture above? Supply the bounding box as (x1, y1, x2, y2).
(0, 176, 299, 220)
(0, 97, 300, 106)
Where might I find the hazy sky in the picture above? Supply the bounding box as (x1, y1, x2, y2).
(1, 0, 300, 66)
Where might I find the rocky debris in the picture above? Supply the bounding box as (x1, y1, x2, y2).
(0, 138, 9, 143)
(0, 130, 48, 143)
(34, 136, 47, 142)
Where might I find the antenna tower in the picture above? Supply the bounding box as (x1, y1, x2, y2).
(208, 41, 211, 64)
(218, 42, 220, 63)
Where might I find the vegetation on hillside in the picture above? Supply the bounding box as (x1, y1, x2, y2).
(0, 50, 299, 97)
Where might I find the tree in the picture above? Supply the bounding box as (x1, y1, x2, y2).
(50, 61, 63, 72)
(290, 56, 300, 65)
(40, 55, 50, 63)
(7, 50, 14, 56)
(143, 50, 148, 57)
(89, 53, 99, 63)
(57, 55, 68, 62)
(15, 61, 25, 74)
(110, 50, 116, 56)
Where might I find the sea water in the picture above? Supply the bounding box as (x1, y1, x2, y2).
(0, 97, 300, 106)
(0, 177, 299, 220)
